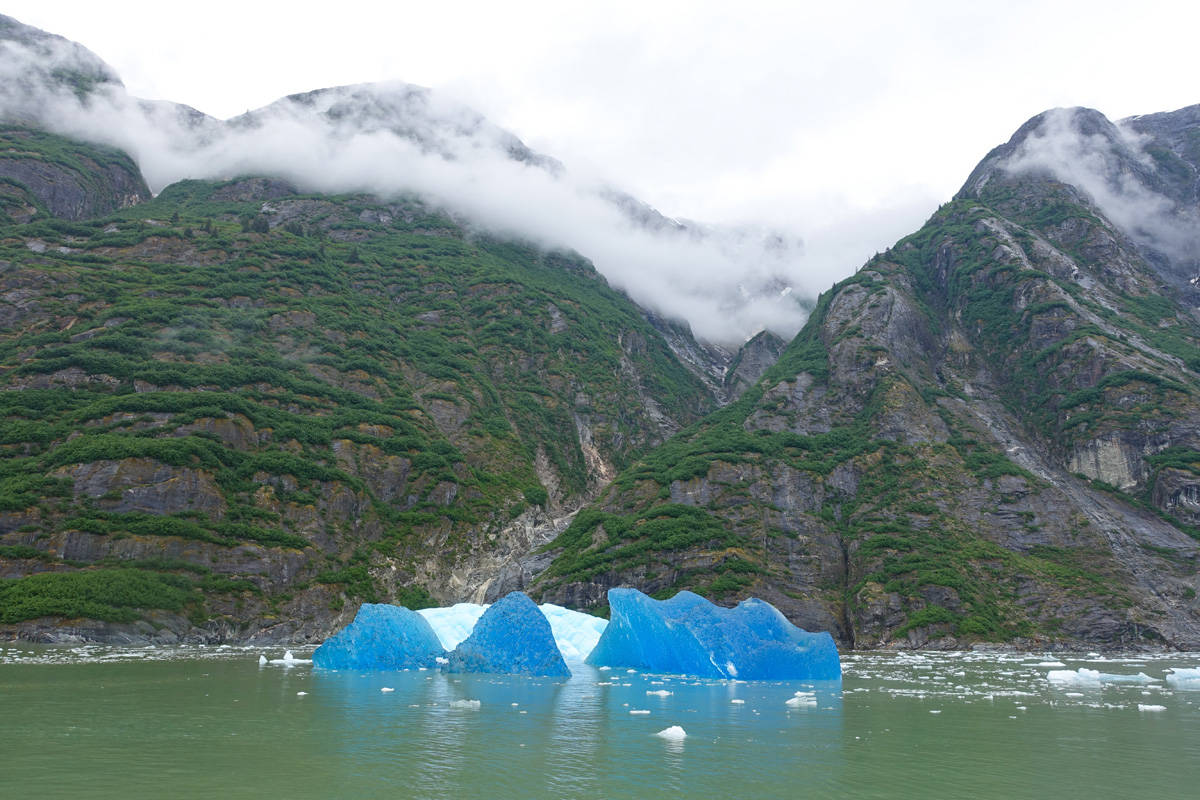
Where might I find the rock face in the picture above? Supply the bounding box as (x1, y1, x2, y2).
(0, 127, 149, 221)
(443, 591, 569, 677)
(0, 126, 717, 644)
(537, 105, 1200, 652)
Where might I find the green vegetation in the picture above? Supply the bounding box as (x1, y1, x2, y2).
(0, 130, 713, 629)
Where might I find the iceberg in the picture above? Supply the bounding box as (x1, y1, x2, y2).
(587, 589, 840, 680)
(312, 603, 446, 670)
(444, 591, 571, 677)
(418, 601, 607, 659)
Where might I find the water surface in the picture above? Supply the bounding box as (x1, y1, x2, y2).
(1, 645, 1197, 798)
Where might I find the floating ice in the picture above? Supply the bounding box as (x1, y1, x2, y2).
(444, 592, 571, 677)
(313, 603, 446, 671)
(1166, 668, 1200, 689)
(1138, 704, 1166, 712)
(646, 689, 673, 697)
(1047, 668, 1157, 687)
(655, 725, 687, 740)
(380, 687, 394, 693)
(268, 650, 312, 666)
(586, 589, 841, 680)
(418, 603, 488, 651)
(419, 601, 607, 660)
(540, 603, 608, 660)
(450, 699, 480, 709)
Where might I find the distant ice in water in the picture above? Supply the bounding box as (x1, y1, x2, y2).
(1166, 668, 1200, 689)
(1047, 668, 1157, 687)
(655, 726, 687, 740)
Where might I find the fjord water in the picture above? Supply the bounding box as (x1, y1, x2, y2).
(1, 647, 1198, 799)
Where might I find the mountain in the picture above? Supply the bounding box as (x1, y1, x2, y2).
(0, 124, 735, 641)
(534, 105, 1200, 651)
(0, 14, 808, 347)
(2, 15, 1199, 651)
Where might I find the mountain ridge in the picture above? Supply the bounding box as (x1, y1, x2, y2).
(0, 16, 1198, 650)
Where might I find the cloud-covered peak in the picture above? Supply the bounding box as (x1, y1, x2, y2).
(0, 15, 816, 344)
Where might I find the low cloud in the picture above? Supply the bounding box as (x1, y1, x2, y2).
(0, 36, 850, 345)
(1000, 107, 1200, 276)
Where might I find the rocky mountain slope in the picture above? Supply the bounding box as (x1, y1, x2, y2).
(534, 106, 1200, 651)
(2, 13, 1199, 651)
(0, 124, 736, 641)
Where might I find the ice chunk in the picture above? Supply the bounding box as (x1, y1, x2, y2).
(1047, 668, 1157, 687)
(655, 725, 686, 740)
(539, 603, 608, 660)
(420, 601, 608, 660)
(268, 649, 312, 666)
(313, 603, 446, 671)
(418, 603, 488, 651)
(1166, 668, 1200, 689)
(587, 589, 841, 680)
(450, 699, 480, 709)
(1138, 704, 1166, 712)
(444, 592, 571, 677)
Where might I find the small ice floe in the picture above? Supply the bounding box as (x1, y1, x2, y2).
(1165, 668, 1200, 690)
(786, 691, 817, 709)
(929, 710, 942, 715)
(296, 691, 308, 696)
(629, 709, 651, 715)
(1047, 668, 1156, 688)
(450, 699, 481, 710)
(655, 725, 687, 740)
(1138, 704, 1166, 712)
(380, 687, 394, 693)
(646, 690, 673, 697)
(1035, 661, 1066, 668)
(730, 699, 745, 705)
(268, 650, 312, 667)
(258, 655, 267, 666)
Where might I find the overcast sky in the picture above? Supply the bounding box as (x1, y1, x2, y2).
(7, 0, 1200, 297)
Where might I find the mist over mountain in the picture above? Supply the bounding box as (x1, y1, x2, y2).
(0, 13, 816, 345)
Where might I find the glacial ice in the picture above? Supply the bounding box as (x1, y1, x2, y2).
(443, 592, 571, 677)
(586, 588, 841, 680)
(1046, 668, 1157, 687)
(1165, 667, 1200, 689)
(312, 603, 446, 670)
(419, 601, 607, 659)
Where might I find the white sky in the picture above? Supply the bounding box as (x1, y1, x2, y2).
(7, 0, 1200, 279)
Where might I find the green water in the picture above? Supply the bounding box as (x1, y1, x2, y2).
(1, 646, 1197, 799)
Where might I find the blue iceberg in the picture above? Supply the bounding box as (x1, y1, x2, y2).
(313, 603, 446, 670)
(444, 591, 571, 677)
(587, 588, 840, 680)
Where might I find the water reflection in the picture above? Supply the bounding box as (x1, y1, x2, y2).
(307, 663, 843, 799)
